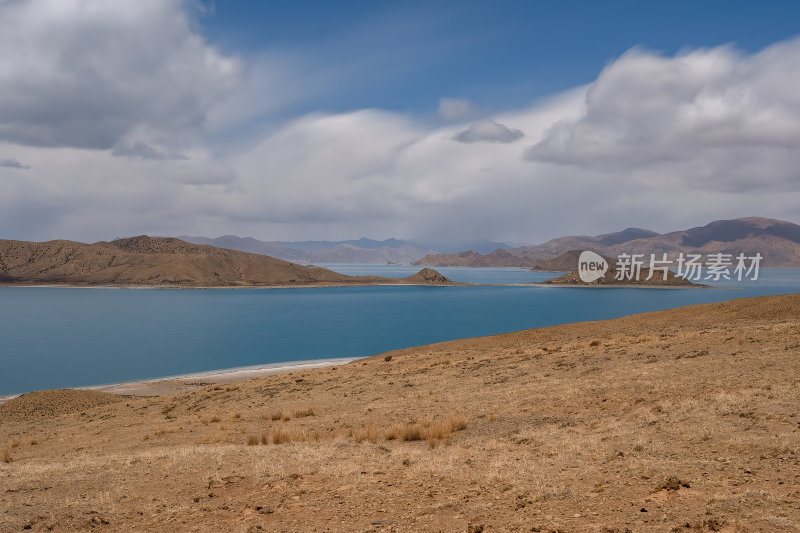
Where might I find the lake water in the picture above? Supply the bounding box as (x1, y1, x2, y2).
(1, 265, 798, 396)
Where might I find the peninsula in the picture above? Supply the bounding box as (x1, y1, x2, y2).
(0, 236, 452, 288)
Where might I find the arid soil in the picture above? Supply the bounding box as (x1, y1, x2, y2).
(2, 293, 800, 532)
(0, 236, 452, 287)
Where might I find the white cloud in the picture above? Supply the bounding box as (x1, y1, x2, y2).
(453, 120, 524, 143)
(527, 40, 800, 192)
(0, 0, 241, 151)
(2, 3, 800, 244)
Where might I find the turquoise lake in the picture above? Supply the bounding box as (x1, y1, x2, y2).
(1, 265, 798, 396)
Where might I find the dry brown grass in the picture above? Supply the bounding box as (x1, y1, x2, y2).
(270, 427, 295, 444)
(2, 293, 800, 532)
(351, 423, 381, 443)
(265, 406, 314, 422)
(656, 476, 691, 491)
(385, 422, 423, 441)
(293, 406, 315, 418)
(363, 416, 467, 446)
(2, 447, 11, 463)
(209, 414, 220, 423)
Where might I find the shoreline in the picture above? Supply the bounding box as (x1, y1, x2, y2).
(0, 356, 362, 404)
(0, 281, 465, 290)
(0, 281, 723, 290)
(525, 282, 718, 289)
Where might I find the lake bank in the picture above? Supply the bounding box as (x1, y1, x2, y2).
(2, 292, 798, 531)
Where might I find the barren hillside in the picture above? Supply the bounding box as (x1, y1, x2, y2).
(0, 236, 452, 287)
(416, 217, 800, 268)
(2, 293, 799, 531)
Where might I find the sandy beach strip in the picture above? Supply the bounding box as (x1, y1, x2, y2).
(0, 356, 361, 403)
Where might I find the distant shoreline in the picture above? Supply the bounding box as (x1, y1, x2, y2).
(0, 357, 362, 404)
(0, 281, 465, 290)
(525, 282, 717, 289)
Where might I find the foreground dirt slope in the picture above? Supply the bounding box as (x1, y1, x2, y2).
(2, 294, 800, 532)
(0, 236, 451, 287)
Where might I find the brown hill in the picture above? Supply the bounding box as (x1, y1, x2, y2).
(404, 267, 452, 284)
(416, 217, 800, 268)
(528, 249, 614, 272)
(0, 236, 452, 287)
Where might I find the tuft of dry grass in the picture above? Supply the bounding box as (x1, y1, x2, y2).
(270, 427, 292, 444)
(352, 424, 381, 443)
(385, 422, 423, 442)
(293, 406, 315, 418)
(2, 447, 11, 463)
(29, 438, 38, 445)
(383, 415, 468, 445)
(246, 435, 259, 446)
(656, 477, 691, 491)
(209, 415, 220, 423)
(230, 412, 241, 420)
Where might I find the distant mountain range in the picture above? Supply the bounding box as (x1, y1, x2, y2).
(415, 217, 800, 268)
(178, 235, 511, 264)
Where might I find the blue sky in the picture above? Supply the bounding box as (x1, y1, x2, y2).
(200, 1, 800, 116)
(1, 0, 800, 243)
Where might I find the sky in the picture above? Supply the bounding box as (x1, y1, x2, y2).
(1, 0, 800, 244)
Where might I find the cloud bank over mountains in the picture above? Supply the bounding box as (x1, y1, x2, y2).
(1, 0, 799, 242)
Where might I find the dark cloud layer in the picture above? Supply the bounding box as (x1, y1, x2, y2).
(0, 158, 29, 169)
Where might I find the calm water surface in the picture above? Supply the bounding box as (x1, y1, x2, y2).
(1, 266, 798, 395)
